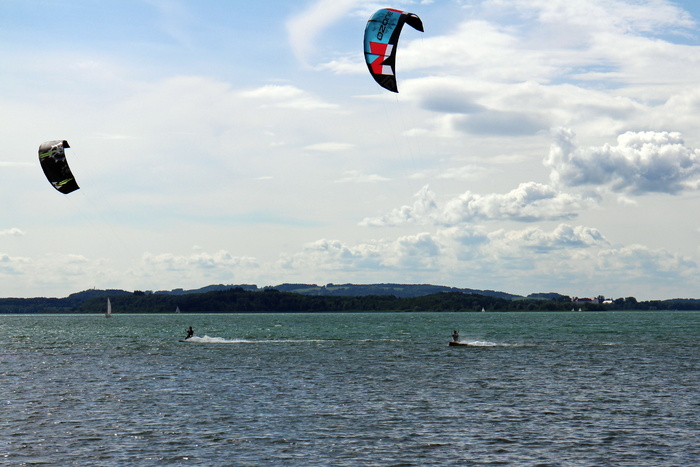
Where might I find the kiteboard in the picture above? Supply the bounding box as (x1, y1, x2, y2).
(448, 341, 471, 347)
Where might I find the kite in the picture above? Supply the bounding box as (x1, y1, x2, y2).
(38, 140, 80, 194)
(363, 8, 423, 93)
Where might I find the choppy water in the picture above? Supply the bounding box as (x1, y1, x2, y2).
(1, 311, 698, 466)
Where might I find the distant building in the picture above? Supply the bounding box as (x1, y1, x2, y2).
(572, 295, 605, 304)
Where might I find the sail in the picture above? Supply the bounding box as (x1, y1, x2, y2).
(106, 298, 112, 318)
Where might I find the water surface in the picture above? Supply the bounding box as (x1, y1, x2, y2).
(1, 311, 698, 465)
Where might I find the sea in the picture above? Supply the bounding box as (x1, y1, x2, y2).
(1, 311, 698, 466)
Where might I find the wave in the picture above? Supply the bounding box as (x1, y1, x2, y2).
(183, 336, 511, 346)
(459, 339, 506, 347)
(184, 336, 248, 344)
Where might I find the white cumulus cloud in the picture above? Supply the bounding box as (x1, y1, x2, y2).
(546, 128, 700, 194)
(442, 182, 593, 223)
(361, 182, 593, 227)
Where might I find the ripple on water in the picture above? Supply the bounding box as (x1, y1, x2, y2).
(1, 312, 699, 465)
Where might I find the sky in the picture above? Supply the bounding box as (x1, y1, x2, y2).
(3, 0, 700, 300)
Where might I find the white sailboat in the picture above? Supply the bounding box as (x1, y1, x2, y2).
(175, 306, 181, 313)
(105, 298, 112, 318)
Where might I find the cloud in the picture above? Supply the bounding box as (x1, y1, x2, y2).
(385, 232, 442, 270)
(487, 224, 608, 254)
(0, 253, 104, 296)
(145, 0, 196, 48)
(287, 231, 443, 274)
(437, 165, 492, 181)
(240, 85, 304, 100)
(597, 243, 697, 278)
(2, 224, 695, 300)
(304, 142, 354, 152)
(505, 0, 694, 35)
(441, 223, 698, 297)
(449, 110, 547, 136)
(0, 253, 27, 272)
(334, 170, 390, 183)
(287, 238, 385, 272)
(240, 84, 337, 110)
(360, 185, 438, 226)
(400, 20, 550, 80)
(387, 2, 699, 138)
(361, 182, 592, 226)
(269, 221, 699, 299)
(0, 228, 25, 236)
(546, 128, 700, 194)
(442, 182, 593, 223)
(413, 81, 484, 114)
(286, 0, 367, 66)
(141, 250, 257, 272)
(406, 76, 644, 138)
(135, 251, 261, 287)
(316, 57, 365, 75)
(470, 225, 698, 297)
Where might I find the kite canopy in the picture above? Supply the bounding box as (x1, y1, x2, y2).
(363, 8, 423, 93)
(38, 140, 80, 194)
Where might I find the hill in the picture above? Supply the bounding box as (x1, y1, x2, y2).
(0, 283, 518, 313)
(266, 283, 519, 299)
(73, 288, 543, 314)
(2, 283, 700, 313)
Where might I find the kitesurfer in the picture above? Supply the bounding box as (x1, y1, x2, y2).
(185, 326, 194, 340)
(452, 330, 459, 342)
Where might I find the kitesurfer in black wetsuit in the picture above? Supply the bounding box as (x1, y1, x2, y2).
(452, 330, 459, 342)
(185, 326, 194, 340)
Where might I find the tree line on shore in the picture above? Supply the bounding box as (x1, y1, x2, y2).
(2, 286, 700, 314)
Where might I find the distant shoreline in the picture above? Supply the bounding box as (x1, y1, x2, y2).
(2, 285, 699, 314)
